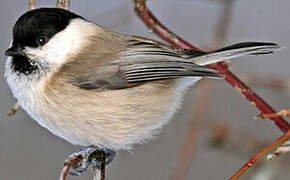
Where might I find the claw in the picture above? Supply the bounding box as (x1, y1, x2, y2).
(64, 145, 116, 177)
(90, 149, 116, 170)
(104, 149, 116, 165)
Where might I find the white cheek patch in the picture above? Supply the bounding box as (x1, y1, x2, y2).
(24, 31, 72, 65)
(24, 18, 97, 65)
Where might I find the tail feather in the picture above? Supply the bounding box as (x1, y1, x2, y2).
(192, 42, 280, 66)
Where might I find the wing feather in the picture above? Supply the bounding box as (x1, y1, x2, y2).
(118, 38, 220, 83)
(64, 36, 219, 90)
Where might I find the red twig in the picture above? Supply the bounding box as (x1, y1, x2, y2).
(209, 63, 290, 132)
(132, 0, 289, 132)
(133, 1, 199, 51)
(229, 129, 290, 180)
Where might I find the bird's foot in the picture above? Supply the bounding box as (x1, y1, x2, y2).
(65, 145, 116, 176)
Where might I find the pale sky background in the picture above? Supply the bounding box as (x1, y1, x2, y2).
(0, 0, 289, 180)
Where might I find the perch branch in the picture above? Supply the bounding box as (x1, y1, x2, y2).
(132, 0, 289, 132)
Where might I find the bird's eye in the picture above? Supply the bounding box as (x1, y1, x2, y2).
(36, 36, 48, 46)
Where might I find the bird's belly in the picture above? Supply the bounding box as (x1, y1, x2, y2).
(41, 77, 200, 150)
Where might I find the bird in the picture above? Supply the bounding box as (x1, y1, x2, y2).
(5, 8, 280, 176)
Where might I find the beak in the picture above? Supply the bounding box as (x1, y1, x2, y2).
(5, 47, 25, 57)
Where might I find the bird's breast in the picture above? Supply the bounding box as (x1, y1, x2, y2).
(5, 57, 74, 143)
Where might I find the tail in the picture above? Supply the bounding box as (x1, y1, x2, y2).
(192, 42, 280, 66)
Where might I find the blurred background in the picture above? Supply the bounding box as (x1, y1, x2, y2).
(0, 0, 290, 179)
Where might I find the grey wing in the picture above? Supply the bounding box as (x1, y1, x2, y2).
(118, 37, 221, 83)
(70, 37, 220, 90)
(120, 61, 219, 83)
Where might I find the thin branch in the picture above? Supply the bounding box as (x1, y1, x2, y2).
(229, 129, 290, 180)
(133, 0, 199, 51)
(257, 109, 290, 119)
(208, 124, 290, 179)
(132, 0, 289, 133)
(56, 0, 70, 10)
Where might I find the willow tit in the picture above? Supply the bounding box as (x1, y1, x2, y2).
(5, 8, 279, 175)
